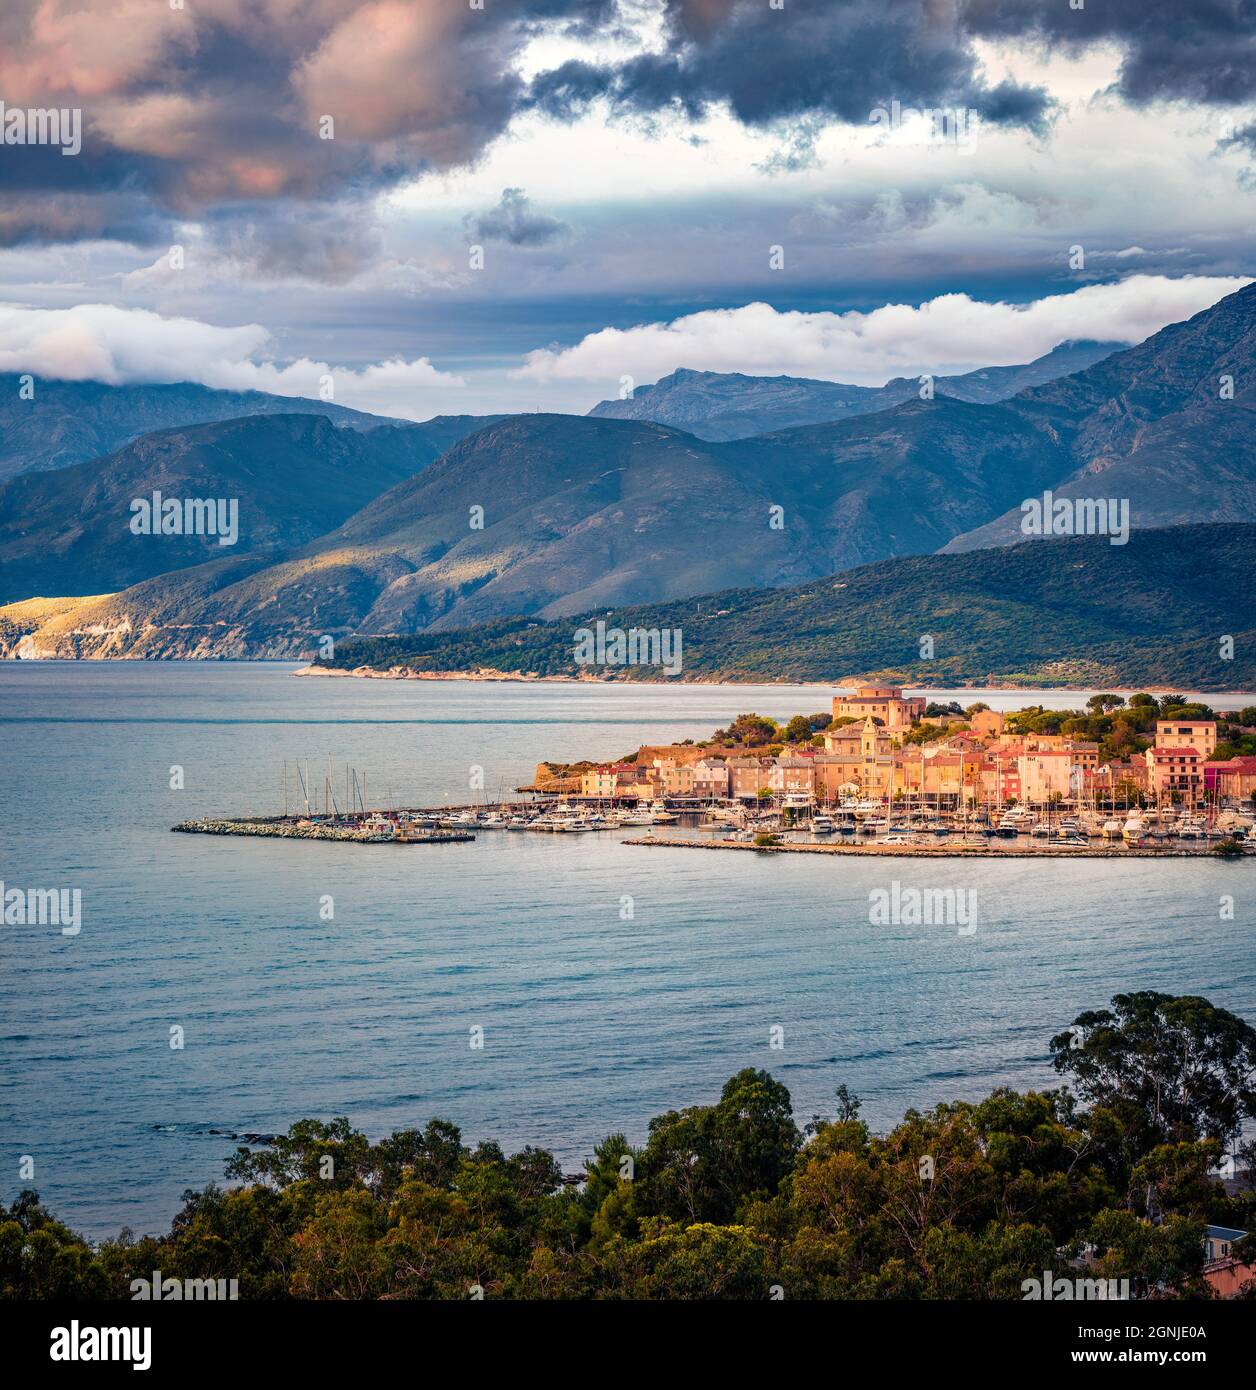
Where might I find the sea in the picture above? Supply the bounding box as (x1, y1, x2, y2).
(2, 662, 1254, 1239)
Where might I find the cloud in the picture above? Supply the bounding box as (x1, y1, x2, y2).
(513, 275, 1252, 386)
(2, 0, 1255, 260)
(958, 0, 1256, 108)
(0, 0, 615, 240)
(0, 301, 464, 418)
(528, 1, 1054, 134)
(466, 188, 570, 246)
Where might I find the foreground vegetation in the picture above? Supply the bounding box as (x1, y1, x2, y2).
(4, 993, 1255, 1300)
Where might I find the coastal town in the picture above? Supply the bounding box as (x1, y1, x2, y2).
(175, 685, 1256, 854)
(560, 686, 1256, 813)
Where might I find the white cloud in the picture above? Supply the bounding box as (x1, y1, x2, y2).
(0, 301, 464, 418)
(513, 275, 1252, 387)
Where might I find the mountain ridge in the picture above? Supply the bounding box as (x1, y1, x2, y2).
(586, 341, 1120, 440)
(0, 411, 499, 603)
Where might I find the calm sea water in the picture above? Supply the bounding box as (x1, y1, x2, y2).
(3, 663, 1254, 1239)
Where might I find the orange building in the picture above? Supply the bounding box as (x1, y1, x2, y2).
(1155, 720, 1217, 758)
(831, 684, 925, 731)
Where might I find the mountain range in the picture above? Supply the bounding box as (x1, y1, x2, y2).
(2, 283, 1255, 663)
(586, 342, 1119, 440)
(0, 412, 497, 604)
(303, 524, 1256, 690)
(0, 375, 438, 482)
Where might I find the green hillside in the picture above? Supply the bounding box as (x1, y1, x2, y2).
(314, 524, 1256, 689)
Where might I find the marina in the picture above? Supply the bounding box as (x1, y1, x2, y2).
(171, 795, 1255, 856)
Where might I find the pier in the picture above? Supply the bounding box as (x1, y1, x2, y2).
(172, 816, 475, 844)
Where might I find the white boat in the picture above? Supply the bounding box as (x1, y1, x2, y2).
(811, 815, 835, 834)
(650, 801, 678, 824)
(1101, 819, 1122, 839)
(1122, 816, 1147, 844)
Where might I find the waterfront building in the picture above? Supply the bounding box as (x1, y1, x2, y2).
(1017, 750, 1075, 803)
(727, 757, 772, 799)
(769, 756, 817, 797)
(1147, 747, 1204, 800)
(1204, 756, 1256, 801)
(692, 758, 731, 799)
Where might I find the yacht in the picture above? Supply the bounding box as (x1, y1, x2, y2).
(1122, 815, 1147, 844)
(650, 801, 678, 824)
(811, 814, 835, 834)
(1101, 818, 1122, 839)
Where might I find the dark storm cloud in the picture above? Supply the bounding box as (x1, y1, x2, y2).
(2, 0, 1253, 257)
(466, 189, 571, 247)
(528, 0, 1053, 132)
(0, 0, 615, 245)
(957, 0, 1256, 107)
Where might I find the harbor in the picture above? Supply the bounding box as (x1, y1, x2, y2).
(171, 795, 1254, 856)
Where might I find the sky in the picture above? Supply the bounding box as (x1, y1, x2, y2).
(2, 0, 1256, 419)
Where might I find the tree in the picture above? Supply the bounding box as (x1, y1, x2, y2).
(783, 715, 812, 744)
(1087, 693, 1125, 714)
(1050, 992, 1256, 1154)
(636, 1069, 801, 1225)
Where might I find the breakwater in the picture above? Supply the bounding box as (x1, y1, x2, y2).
(624, 836, 1251, 859)
(172, 818, 474, 844)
